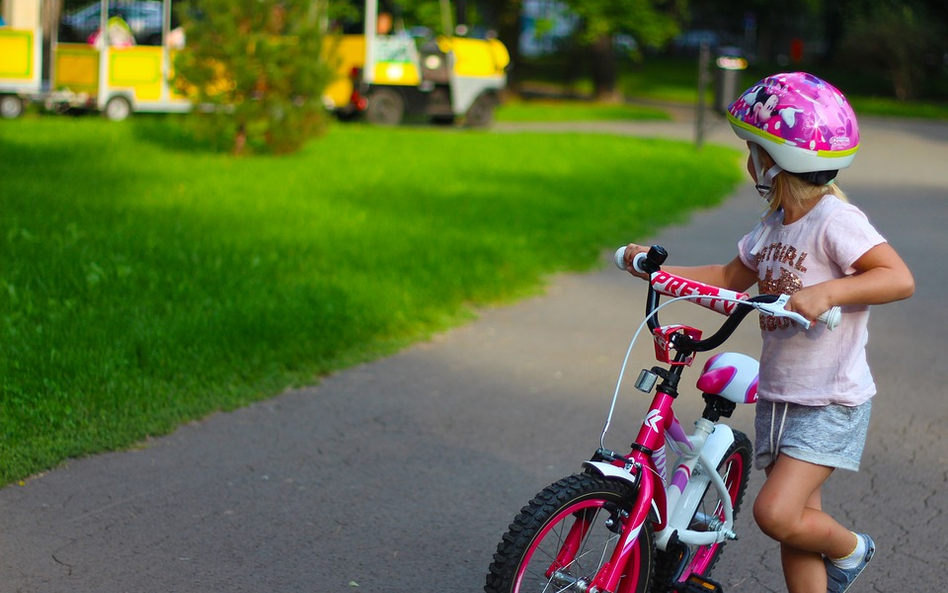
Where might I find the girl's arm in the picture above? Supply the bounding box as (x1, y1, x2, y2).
(621, 244, 758, 292)
(786, 242, 915, 322)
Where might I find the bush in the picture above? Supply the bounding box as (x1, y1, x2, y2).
(174, 0, 334, 154)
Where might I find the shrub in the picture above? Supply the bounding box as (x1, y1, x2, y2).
(174, 0, 334, 154)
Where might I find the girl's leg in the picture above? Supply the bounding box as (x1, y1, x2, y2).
(780, 487, 827, 593)
(754, 455, 858, 593)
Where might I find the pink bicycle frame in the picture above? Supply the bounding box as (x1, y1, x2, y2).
(584, 388, 680, 593)
(572, 268, 751, 592)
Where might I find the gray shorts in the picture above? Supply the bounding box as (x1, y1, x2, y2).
(754, 399, 872, 472)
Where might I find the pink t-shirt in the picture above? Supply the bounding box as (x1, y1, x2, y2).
(738, 195, 886, 406)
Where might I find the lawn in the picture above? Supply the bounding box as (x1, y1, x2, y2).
(496, 99, 671, 122)
(516, 55, 948, 121)
(0, 115, 744, 485)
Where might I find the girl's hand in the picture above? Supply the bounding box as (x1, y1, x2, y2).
(786, 286, 834, 325)
(785, 243, 916, 325)
(620, 244, 651, 280)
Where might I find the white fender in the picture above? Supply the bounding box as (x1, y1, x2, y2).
(702, 423, 735, 469)
(582, 460, 638, 485)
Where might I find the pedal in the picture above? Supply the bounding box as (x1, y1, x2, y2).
(673, 573, 724, 593)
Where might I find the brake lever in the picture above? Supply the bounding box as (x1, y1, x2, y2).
(755, 295, 812, 329)
(754, 295, 843, 331)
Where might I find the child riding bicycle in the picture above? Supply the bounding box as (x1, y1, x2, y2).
(621, 72, 914, 593)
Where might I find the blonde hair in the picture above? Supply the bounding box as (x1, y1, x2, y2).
(758, 148, 848, 214)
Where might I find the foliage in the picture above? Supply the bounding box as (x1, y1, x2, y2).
(558, 0, 686, 100)
(61, 0, 91, 10)
(330, 0, 482, 35)
(0, 117, 743, 485)
(173, 0, 334, 154)
(400, 0, 464, 33)
(563, 0, 684, 50)
(836, 1, 946, 101)
(513, 54, 948, 119)
(663, 0, 948, 101)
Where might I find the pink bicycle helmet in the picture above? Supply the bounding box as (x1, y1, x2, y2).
(727, 72, 859, 186)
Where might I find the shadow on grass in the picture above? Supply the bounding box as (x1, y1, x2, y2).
(130, 113, 222, 154)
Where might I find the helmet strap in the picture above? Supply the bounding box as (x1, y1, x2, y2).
(750, 144, 783, 201)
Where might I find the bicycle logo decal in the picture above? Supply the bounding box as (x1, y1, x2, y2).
(644, 410, 663, 432)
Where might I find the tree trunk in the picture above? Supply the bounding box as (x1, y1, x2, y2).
(591, 34, 620, 102)
(233, 125, 247, 156)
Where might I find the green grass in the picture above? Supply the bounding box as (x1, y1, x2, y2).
(517, 55, 948, 121)
(847, 97, 948, 120)
(496, 99, 671, 122)
(0, 115, 743, 485)
(618, 58, 711, 105)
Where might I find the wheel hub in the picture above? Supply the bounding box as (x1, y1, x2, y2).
(550, 570, 589, 592)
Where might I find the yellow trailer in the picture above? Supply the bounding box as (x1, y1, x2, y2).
(0, 0, 189, 120)
(0, 0, 42, 118)
(50, 0, 190, 120)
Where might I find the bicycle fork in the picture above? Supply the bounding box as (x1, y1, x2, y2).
(591, 471, 655, 593)
(556, 385, 672, 593)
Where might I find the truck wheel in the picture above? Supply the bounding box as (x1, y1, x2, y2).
(103, 96, 132, 121)
(366, 89, 404, 126)
(464, 93, 495, 128)
(0, 95, 24, 119)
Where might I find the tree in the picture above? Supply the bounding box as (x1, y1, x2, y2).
(562, 0, 685, 101)
(481, 0, 523, 78)
(174, 0, 334, 155)
(687, 0, 948, 101)
(836, 0, 946, 100)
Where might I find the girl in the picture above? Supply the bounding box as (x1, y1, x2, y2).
(621, 72, 914, 593)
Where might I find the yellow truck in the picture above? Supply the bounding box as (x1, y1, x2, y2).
(323, 0, 510, 126)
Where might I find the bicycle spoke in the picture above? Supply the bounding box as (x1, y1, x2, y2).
(518, 504, 628, 592)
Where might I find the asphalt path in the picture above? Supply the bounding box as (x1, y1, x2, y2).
(1, 113, 946, 593)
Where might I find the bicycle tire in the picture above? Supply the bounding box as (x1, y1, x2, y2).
(486, 473, 656, 593)
(652, 430, 752, 591)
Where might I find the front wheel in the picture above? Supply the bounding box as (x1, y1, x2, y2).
(103, 96, 132, 121)
(0, 94, 24, 119)
(486, 473, 655, 593)
(365, 89, 405, 126)
(653, 430, 752, 591)
(464, 93, 495, 128)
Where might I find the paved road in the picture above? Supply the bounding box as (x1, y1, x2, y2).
(1, 113, 945, 593)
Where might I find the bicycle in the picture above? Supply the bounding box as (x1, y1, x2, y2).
(485, 244, 840, 593)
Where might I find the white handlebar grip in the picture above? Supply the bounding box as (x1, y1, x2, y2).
(816, 306, 842, 330)
(614, 247, 628, 270)
(631, 252, 648, 273)
(613, 247, 650, 274)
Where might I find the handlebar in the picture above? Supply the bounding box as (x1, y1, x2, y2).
(614, 245, 841, 354)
